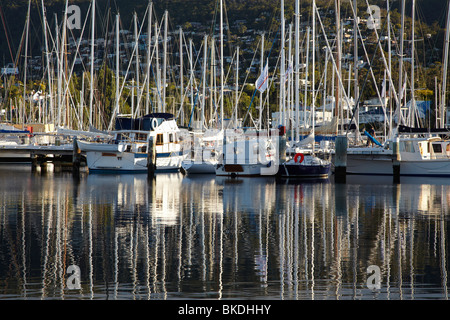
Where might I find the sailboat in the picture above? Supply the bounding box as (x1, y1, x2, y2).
(181, 34, 223, 174)
(279, 0, 331, 178)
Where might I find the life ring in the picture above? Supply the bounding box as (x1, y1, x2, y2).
(294, 153, 304, 163)
(150, 118, 158, 130)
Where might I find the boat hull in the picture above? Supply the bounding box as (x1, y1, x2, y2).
(345, 154, 450, 177)
(85, 151, 184, 173)
(182, 161, 217, 174)
(280, 163, 331, 178)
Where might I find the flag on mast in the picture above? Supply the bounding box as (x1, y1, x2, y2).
(255, 63, 269, 92)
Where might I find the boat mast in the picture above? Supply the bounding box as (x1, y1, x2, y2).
(134, 12, 140, 116)
(440, 0, 450, 128)
(235, 46, 239, 128)
(304, 27, 310, 129)
(312, 0, 316, 152)
(259, 32, 264, 131)
(202, 35, 208, 129)
(189, 39, 194, 120)
(89, 0, 95, 127)
(220, 0, 224, 131)
(22, 0, 31, 128)
(280, 0, 286, 128)
(58, 0, 69, 128)
(353, 0, 360, 143)
(115, 13, 120, 120)
(409, 0, 416, 127)
(387, 0, 393, 136)
(146, 1, 153, 115)
(397, 0, 405, 129)
(295, 0, 300, 142)
(41, 0, 54, 126)
(179, 27, 184, 125)
(335, 0, 342, 134)
(163, 10, 168, 113)
(155, 22, 161, 112)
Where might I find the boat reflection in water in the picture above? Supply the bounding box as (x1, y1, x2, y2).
(0, 168, 448, 299)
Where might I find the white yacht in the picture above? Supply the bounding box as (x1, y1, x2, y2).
(346, 133, 450, 177)
(181, 129, 222, 174)
(215, 131, 279, 177)
(78, 113, 186, 173)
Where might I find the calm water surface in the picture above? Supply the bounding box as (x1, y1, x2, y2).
(0, 165, 448, 300)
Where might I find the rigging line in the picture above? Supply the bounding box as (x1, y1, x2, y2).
(0, 2, 15, 62)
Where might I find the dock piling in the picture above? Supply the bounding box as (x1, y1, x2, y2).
(72, 137, 81, 174)
(147, 136, 156, 177)
(392, 137, 400, 183)
(334, 135, 347, 183)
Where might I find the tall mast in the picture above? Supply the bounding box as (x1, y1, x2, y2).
(55, 13, 61, 127)
(155, 22, 161, 112)
(235, 46, 239, 128)
(353, 0, 360, 142)
(409, 0, 416, 127)
(295, 0, 300, 141)
(304, 28, 310, 128)
(22, 0, 31, 128)
(312, 0, 316, 152)
(220, 0, 224, 131)
(259, 33, 264, 131)
(387, 0, 392, 135)
(441, 1, 450, 128)
(133, 12, 140, 116)
(41, 0, 54, 125)
(189, 39, 194, 118)
(397, 0, 405, 129)
(163, 10, 168, 113)
(58, 0, 69, 127)
(89, 0, 95, 127)
(179, 27, 184, 125)
(146, 2, 153, 115)
(335, 0, 342, 134)
(115, 13, 120, 120)
(280, 0, 285, 128)
(202, 35, 208, 129)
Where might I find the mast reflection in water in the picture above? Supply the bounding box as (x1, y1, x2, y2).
(0, 167, 448, 300)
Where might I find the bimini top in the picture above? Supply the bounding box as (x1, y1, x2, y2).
(115, 113, 175, 131)
(141, 113, 174, 120)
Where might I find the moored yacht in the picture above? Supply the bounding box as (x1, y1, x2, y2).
(78, 113, 186, 173)
(345, 131, 450, 177)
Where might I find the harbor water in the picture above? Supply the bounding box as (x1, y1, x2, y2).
(0, 165, 448, 300)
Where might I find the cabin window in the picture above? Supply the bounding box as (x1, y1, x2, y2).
(400, 141, 415, 153)
(432, 143, 442, 153)
(156, 134, 164, 145)
(169, 133, 174, 143)
(135, 133, 147, 141)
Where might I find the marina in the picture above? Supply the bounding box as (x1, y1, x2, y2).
(1, 0, 450, 303)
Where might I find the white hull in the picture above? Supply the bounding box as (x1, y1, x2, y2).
(86, 151, 184, 172)
(346, 153, 393, 175)
(345, 138, 450, 177)
(347, 156, 450, 177)
(77, 140, 125, 152)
